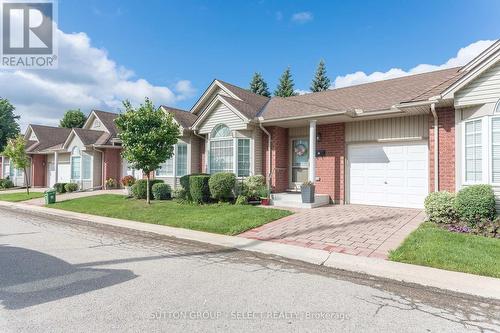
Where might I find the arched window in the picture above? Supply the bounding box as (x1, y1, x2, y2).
(211, 124, 231, 138)
(495, 99, 500, 113)
(71, 146, 81, 179)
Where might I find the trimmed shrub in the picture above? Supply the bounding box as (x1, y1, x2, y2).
(235, 195, 248, 205)
(152, 183, 172, 200)
(455, 184, 496, 226)
(189, 175, 211, 203)
(0, 178, 14, 189)
(209, 172, 236, 202)
(132, 179, 165, 199)
(64, 183, 78, 193)
(180, 173, 209, 200)
(54, 183, 67, 194)
(424, 191, 457, 224)
(243, 175, 265, 196)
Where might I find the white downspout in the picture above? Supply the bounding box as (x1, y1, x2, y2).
(431, 103, 439, 192)
(259, 123, 272, 193)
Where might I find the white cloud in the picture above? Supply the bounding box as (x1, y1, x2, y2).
(294, 89, 311, 96)
(1, 28, 195, 130)
(333, 40, 495, 88)
(291, 11, 313, 24)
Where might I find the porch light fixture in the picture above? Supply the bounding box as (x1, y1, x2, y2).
(316, 133, 321, 142)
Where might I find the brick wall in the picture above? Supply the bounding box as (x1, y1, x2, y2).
(429, 107, 455, 192)
(31, 154, 46, 187)
(263, 126, 289, 192)
(315, 123, 345, 203)
(103, 148, 122, 185)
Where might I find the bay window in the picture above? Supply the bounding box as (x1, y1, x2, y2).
(155, 143, 188, 177)
(492, 118, 500, 183)
(176, 144, 188, 177)
(71, 147, 81, 179)
(208, 124, 252, 176)
(464, 119, 482, 182)
(237, 139, 250, 177)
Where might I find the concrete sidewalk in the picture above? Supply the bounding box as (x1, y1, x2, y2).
(0, 200, 498, 301)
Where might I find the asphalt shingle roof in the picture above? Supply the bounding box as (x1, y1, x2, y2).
(260, 67, 464, 120)
(161, 106, 198, 128)
(26, 125, 72, 152)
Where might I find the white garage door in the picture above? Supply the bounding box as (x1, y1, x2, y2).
(348, 141, 428, 208)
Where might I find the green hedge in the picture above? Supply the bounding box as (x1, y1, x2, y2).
(424, 191, 456, 224)
(64, 183, 78, 193)
(152, 183, 172, 200)
(180, 173, 209, 200)
(209, 172, 236, 202)
(0, 178, 14, 189)
(455, 184, 496, 226)
(189, 175, 211, 203)
(132, 179, 164, 199)
(54, 183, 67, 194)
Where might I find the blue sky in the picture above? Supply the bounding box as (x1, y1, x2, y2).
(4, 0, 500, 128)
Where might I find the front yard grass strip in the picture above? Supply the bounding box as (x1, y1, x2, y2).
(0, 192, 44, 202)
(389, 222, 500, 278)
(49, 194, 292, 235)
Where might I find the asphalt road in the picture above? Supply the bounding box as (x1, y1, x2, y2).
(1, 208, 499, 332)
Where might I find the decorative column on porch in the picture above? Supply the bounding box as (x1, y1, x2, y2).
(309, 120, 316, 183)
(54, 151, 59, 186)
(1, 155, 4, 178)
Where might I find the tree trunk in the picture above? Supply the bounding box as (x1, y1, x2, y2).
(146, 173, 150, 204)
(24, 167, 29, 195)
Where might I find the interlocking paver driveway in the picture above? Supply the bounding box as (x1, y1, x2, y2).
(240, 205, 425, 259)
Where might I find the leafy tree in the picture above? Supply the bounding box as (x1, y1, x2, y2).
(249, 72, 271, 97)
(274, 67, 298, 97)
(59, 109, 87, 128)
(0, 98, 20, 152)
(310, 60, 331, 92)
(3, 135, 30, 194)
(115, 98, 180, 204)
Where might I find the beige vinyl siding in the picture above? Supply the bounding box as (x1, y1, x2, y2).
(58, 153, 70, 163)
(346, 115, 429, 143)
(253, 127, 263, 176)
(198, 102, 248, 134)
(456, 60, 500, 107)
(289, 126, 308, 138)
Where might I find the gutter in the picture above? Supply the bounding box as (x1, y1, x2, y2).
(430, 103, 439, 192)
(259, 123, 272, 193)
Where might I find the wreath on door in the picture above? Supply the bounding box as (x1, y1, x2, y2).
(294, 143, 307, 156)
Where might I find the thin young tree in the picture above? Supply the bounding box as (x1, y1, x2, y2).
(249, 72, 271, 97)
(115, 98, 180, 204)
(274, 67, 298, 97)
(3, 135, 30, 194)
(310, 60, 331, 92)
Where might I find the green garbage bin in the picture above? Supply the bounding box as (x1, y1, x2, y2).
(45, 189, 56, 205)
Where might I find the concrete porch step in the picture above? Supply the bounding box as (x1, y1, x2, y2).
(270, 192, 330, 209)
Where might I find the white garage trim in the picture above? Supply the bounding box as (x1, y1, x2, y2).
(346, 140, 429, 208)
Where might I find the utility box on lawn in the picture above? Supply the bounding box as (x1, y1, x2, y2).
(45, 190, 56, 205)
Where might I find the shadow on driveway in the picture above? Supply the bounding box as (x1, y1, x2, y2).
(0, 245, 137, 310)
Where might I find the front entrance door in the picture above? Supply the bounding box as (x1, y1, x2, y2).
(290, 138, 309, 190)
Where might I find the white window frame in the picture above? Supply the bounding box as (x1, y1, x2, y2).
(462, 118, 487, 185)
(70, 146, 93, 184)
(155, 142, 189, 178)
(207, 124, 253, 177)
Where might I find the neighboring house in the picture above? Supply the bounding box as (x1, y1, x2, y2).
(3, 40, 500, 209)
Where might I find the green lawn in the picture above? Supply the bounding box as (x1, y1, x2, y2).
(0, 192, 44, 202)
(390, 222, 500, 278)
(49, 194, 292, 235)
